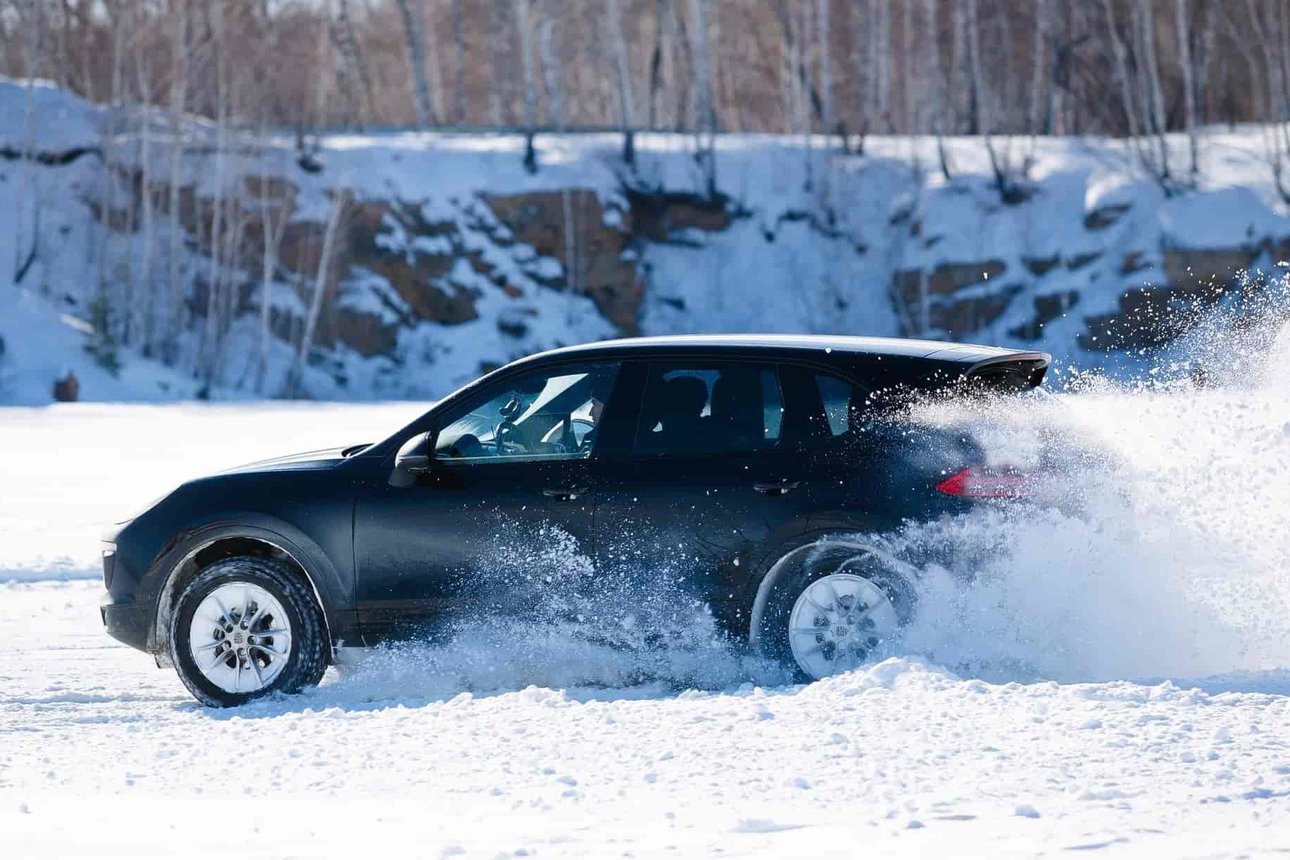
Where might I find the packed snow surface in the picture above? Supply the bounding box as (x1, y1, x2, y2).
(4, 319, 1290, 855)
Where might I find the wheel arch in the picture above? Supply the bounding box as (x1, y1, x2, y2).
(746, 522, 914, 652)
(149, 521, 343, 665)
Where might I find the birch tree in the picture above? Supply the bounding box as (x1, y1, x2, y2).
(451, 0, 466, 123)
(1133, 0, 1172, 186)
(1174, 0, 1200, 180)
(330, 0, 375, 129)
(922, 0, 951, 178)
(134, 46, 157, 354)
(816, 0, 837, 144)
(866, 0, 892, 135)
(514, 0, 538, 172)
(287, 192, 348, 399)
(537, 8, 563, 129)
(690, 0, 717, 196)
(12, 0, 44, 287)
(605, 0, 637, 164)
(164, 0, 188, 363)
(1029, 0, 1050, 135)
(395, 0, 437, 128)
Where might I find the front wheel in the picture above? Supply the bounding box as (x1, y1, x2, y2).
(169, 556, 328, 707)
(756, 547, 914, 682)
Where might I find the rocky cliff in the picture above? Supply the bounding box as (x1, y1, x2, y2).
(3, 80, 1288, 401)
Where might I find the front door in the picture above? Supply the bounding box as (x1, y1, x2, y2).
(353, 362, 619, 642)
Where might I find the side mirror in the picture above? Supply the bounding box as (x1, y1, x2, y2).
(390, 432, 433, 487)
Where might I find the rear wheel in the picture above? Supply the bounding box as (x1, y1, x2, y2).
(169, 556, 328, 707)
(756, 546, 914, 682)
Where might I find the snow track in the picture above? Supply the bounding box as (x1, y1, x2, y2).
(2, 580, 1288, 856)
(4, 336, 1290, 855)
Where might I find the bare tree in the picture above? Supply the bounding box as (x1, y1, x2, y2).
(1134, 0, 1172, 185)
(1174, 0, 1200, 180)
(605, 0, 637, 164)
(164, 0, 189, 363)
(922, 0, 951, 178)
(867, 0, 892, 135)
(134, 41, 157, 354)
(1029, 0, 1051, 135)
(816, 0, 837, 144)
(514, 0, 538, 171)
(12, 0, 44, 287)
(451, 0, 467, 123)
(690, 0, 717, 196)
(395, 0, 437, 128)
(287, 192, 349, 399)
(330, 0, 375, 129)
(6, 0, 1290, 140)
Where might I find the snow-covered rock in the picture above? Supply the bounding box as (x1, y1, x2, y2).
(4, 78, 1290, 403)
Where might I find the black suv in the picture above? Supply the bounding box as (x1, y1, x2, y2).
(101, 335, 1048, 706)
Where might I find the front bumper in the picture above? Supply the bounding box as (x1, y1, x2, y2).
(100, 592, 148, 652)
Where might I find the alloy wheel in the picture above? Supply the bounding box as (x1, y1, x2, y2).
(787, 572, 899, 679)
(187, 582, 294, 694)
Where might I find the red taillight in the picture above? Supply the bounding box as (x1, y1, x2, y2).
(936, 466, 1034, 499)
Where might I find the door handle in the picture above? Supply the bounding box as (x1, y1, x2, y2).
(753, 480, 801, 496)
(543, 486, 589, 501)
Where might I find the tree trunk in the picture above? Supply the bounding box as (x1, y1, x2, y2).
(689, 0, 717, 196)
(1133, 0, 1171, 184)
(331, 0, 376, 129)
(1174, 0, 1199, 179)
(606, 0, 637, 163)
(923, 0, 951, 177)
(1029, 0, 1050, 135)
(135, 50, 157, 355)
(452, 0, 466, 123)
(165, 0, 189, 364)
(288, 193, 347, 399)
(395, 0, 437, 128)
(816, 0, 837, 143)
(514, 0, 538, 172)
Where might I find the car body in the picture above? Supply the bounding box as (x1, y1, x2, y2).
(100, 334, 1049, 705)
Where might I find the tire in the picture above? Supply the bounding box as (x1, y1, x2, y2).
(169, 556, 328, 707)
(755, 545, 916, 683)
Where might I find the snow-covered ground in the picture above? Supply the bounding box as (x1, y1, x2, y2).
(3, 582, 1289, 858)
(4, 320, 1290, 856)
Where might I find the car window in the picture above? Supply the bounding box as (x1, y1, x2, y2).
(435, 363, 618, 462)
(634, 363, 783, 456)
(815, 372, 860, 437)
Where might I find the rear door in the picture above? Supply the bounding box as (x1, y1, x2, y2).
(591, 358, 818, 631)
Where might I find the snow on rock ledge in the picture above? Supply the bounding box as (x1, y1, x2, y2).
(3, 78, 1290, 401)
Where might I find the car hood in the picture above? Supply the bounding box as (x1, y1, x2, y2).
(217, 446, 356, 475)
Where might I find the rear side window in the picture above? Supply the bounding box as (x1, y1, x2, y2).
(635, 363, 783, 455)
(815, 373, 858, 436)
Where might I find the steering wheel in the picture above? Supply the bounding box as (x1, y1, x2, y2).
(540, 417, 595, 453)
(493, 419, 521, 455)
(493, 396, 526, 455)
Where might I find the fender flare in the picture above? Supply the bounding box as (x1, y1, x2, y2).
(148, 516, 346, 659)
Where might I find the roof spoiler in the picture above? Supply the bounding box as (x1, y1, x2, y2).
(964, 352, 1050, 392)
